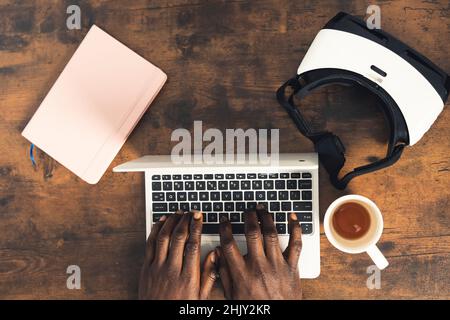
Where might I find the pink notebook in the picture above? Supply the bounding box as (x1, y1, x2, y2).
(22, 25, 167, 184)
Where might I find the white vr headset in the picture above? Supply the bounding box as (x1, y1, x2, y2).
(277, 12, 450, 189)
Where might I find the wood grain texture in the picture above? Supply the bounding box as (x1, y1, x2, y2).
(0, 0, 449, 299)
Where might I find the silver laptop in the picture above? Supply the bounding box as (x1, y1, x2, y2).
(114, 153, 320, 278)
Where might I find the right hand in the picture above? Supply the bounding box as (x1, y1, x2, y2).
(216, 205, 303, 300)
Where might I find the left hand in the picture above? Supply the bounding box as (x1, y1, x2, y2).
(139, 210, 217, 300)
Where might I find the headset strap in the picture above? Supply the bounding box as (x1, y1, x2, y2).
(276, 75, 405, 190)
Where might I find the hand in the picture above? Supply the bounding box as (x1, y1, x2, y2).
(217, 205, 303, 300)
(139, 211, 217, 300)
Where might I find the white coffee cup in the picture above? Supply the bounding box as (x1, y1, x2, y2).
(324, 195, 389, 270)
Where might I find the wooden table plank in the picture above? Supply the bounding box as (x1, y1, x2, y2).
(0, 0, 449, 299)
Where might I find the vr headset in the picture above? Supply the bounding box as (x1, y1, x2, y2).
(277, 12, 450, 190)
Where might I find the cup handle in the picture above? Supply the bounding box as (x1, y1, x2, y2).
(366, 244, 389, 270)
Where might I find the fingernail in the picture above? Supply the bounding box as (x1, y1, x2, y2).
(215, 247, 221, 258)
(176, 210, 184, 215)
(193, 211, 202, 220)
(220, 215, 228, 223)
(290, 212, 297, 221)
(210, 251, 216, 263)
(256, 204, 264, 210)
(159, 215, 167, 222)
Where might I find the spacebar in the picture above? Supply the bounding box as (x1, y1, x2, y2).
(202, 223, 245, 234)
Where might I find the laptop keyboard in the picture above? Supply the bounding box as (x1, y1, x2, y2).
(150, 172, 313, 235)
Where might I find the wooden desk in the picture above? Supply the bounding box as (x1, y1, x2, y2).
(0, 0, 448, 299)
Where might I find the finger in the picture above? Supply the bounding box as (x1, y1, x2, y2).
(167, 212, 191, 272)
(256, 205, 283, 262)
(183, 211, 203, 275)
(219, 216, 245, 271)
(216, 247, 233, 299)
(199, 250, 217, 299)
(143, 215, 167, 267)
(139, 215, 167, 299)
(154, 211, 183, 265)
(284, 213, 302, 269)
(244, 209, 264, 258)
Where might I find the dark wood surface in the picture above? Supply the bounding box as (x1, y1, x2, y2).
(0, 0, 449, 299)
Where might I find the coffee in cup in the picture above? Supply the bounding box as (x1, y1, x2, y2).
(324, 195, 389, 270)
